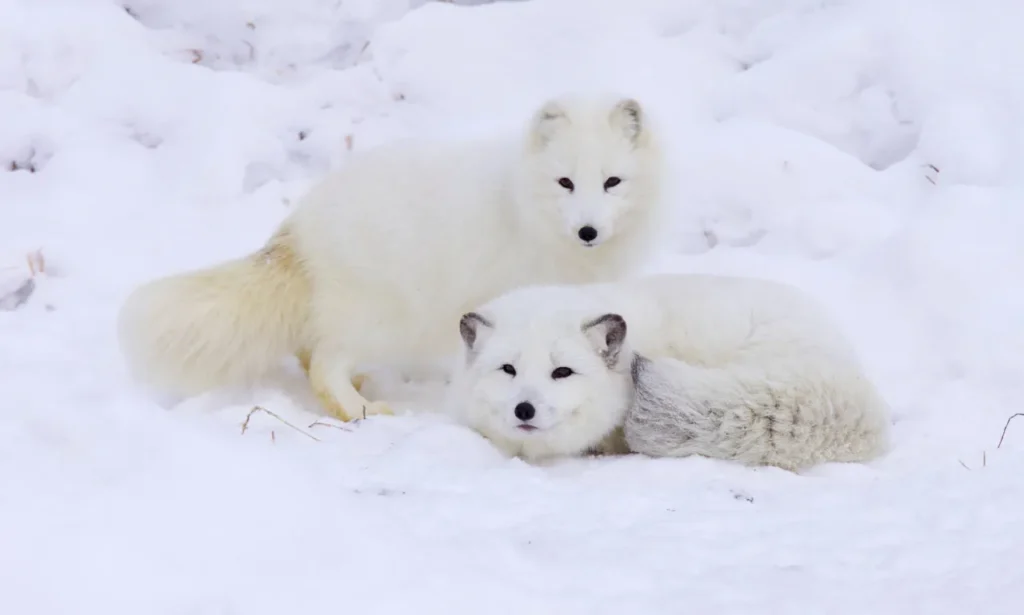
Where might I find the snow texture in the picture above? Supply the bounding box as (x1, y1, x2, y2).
(2, 0, 1023, 613)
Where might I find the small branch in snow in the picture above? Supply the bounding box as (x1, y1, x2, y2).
(956, 414, 1022, 470)
(8, 158, 36, 173)
(997, 413, 1024, 449)
(240, 405, 321, 442)
(957, 451, 986, 471)
(308, 419, 355, 433)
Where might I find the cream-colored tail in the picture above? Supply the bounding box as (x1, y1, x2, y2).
(117, 230, 310, 398)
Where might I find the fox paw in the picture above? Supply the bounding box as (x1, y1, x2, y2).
(322, 397, 392, 423)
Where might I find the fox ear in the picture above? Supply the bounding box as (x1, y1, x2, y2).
(529, 99, 569, 150)
(609, 98, 644, 144)
(582, 313, 627, 368)
(459, 312, 494, 355)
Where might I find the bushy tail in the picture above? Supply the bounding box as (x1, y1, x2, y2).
(624, 354, 891, 470)
(117, 231, 311, 398)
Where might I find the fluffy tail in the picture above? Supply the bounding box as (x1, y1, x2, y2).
(623, 354, 891, 470)
(117, 229, 311, 398)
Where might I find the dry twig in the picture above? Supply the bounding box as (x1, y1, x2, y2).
(240, 405, 320, 442)
(308, 420, 354, 433)
(997, 413, 1024, 449)
(957, 451, 986, 471)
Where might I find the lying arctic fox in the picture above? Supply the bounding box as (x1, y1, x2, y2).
(447, 274, 891, 470)
(117, 94, 664, 420)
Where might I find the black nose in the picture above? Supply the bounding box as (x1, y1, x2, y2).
(514, 401, 536, 421)
(577, 226, 598, 242)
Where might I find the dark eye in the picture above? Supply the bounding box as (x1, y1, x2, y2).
(557, 177, 575, 192)
(551, 367, 574, 379)
(500, 364, 517, 376)
(603, 177, 621, 190)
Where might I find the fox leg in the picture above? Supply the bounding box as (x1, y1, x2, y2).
(307, 347, 389, 421)
(298, 347, 365, 392)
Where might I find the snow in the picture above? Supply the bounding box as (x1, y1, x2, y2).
(2, 0, 1023, 612)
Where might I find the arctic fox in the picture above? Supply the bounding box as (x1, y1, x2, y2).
(448, 274, 891, 470)
(117, 94, 664, 421)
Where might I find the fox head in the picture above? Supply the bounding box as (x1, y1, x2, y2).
(448, 292, 633, 462)
(516, 94, 662, 251)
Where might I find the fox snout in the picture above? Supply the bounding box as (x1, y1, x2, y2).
(569, 220, 613, 247)
(513, 401, 539, 431)
(563, 198, 621, 247)
(576, 224, 599, 246)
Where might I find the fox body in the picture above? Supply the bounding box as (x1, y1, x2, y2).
(448, 274, 891, 470)
(117, 94, 665, 420)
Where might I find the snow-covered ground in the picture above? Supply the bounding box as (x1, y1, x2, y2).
(2, 0, 1024, 612)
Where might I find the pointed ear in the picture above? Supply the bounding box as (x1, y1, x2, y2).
(529, 99, 569, 150)
(459, 312, 494, 354)
(582, 313, 627, 368)
(609, 98, 644, 144)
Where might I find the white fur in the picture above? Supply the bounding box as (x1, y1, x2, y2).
(117, 94, 664, 420)
(447, 274, 892, 469)
(448, 311, 632, 462)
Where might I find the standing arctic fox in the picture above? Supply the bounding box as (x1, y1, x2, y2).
(448, 274, 891, 470)
(118, 95, 664, 420)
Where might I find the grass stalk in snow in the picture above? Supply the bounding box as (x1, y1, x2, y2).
(997, 413, 1024, 449)
(240, 405, 321, 442)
